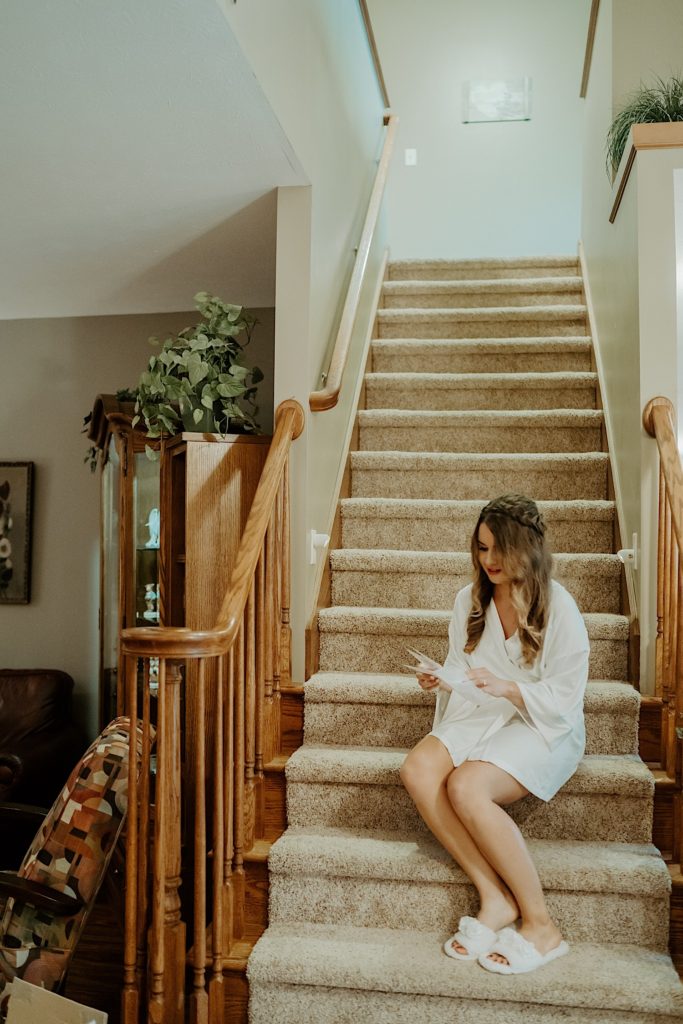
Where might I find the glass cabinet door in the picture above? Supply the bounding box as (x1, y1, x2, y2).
(101, 435, 121, 723)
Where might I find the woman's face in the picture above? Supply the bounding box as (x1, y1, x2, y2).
(477, 521, 511, 585)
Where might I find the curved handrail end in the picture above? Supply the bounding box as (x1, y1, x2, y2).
(276, 398, 306, 439)
(643, 396, 675, 437)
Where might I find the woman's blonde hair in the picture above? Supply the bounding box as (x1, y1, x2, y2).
(464, 494, 552, 666)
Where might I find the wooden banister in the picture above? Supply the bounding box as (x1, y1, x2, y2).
(119, 398, 304, 1024)
(643, 395, 683, 860)
(309, 114, 398, 412)
(358, 0, 390, 109)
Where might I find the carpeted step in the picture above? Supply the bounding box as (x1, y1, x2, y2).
(248, 922, 683, 1024)
(329, 550, 622, 614)
(371, 337, 593, 373)
(317, 608, 628, 680)
(340, 498, 616, 554)
(364, 371, 597, 411)
(350, 452, 609, 501)
(358, 409, 603, 453)
(382, 277, 584, 310)
(376, 306, 587, 339)
(285, 746, 653, 842)
(388, 256, 580, 281)
(303, 675, 639, 756)
(268, 826, 668, 950)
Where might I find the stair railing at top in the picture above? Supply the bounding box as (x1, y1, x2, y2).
(643, 396, 683, 861)
(309, 112, 398, 412)
(117, 399, 305, 1024)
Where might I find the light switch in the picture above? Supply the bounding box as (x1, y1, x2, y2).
(404, 148, 417, 166)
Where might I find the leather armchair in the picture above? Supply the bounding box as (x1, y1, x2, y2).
(0, 670, 85, 807)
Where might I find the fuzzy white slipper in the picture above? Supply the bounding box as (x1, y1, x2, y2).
(478, 927, 569, 974)
(443, 916, 498, 961)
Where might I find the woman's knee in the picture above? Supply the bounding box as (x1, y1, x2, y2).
(399, 745, 448, 798)
(446, 766, 480, 816)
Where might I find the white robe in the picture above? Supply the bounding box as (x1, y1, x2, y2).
(430, 580, 590, 801)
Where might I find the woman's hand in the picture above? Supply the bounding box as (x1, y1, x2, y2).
(416, 672, 440, 691)
(466, 667, 513, 699)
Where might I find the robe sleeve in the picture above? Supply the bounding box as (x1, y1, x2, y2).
(433, 587, 472, 728)
(513, 589, 590, 751)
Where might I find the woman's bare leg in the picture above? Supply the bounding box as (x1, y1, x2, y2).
(400, 736, 519, 953)
(446, 760, 563, 964)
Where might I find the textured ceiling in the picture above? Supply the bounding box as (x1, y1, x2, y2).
(0, 0, 305, 318)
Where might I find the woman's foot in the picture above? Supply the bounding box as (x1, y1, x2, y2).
(449, 890, 519, 956)
(485, 917, 563, 966)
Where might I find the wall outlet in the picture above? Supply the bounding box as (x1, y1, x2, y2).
(404, 148, 417, 166)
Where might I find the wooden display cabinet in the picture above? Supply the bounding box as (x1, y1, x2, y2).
(88, 395, 270, 728)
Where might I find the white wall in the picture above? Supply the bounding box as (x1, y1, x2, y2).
(580, 0, 683, 689)
(0, 308, 274, 734)
(221, 0, 387, 678)
(369, 0, 590, 258)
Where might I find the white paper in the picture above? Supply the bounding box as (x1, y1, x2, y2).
(404, 648, 497, 705)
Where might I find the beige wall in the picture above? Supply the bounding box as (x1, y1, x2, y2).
(368, 0, 590, 258)
(612, 0, 683, 108)
(222, 1, 387, 678)
(0, 308, 274, 734)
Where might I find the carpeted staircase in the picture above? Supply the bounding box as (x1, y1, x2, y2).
(248, 257, 683, 1021)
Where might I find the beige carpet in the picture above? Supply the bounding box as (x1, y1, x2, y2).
(248, 257, 683, 1021)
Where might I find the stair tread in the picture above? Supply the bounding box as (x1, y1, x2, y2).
(365, 370, 597, 388)
(318, 605, 628, 638)
(340, 497, 616, 520)
(371, 336, 592, 351)
(376, 305, 587, 320)
(359, 408, 603, 425)
(351, 451, 608, 468)
(383, 276, 583, 293)
(270, 825, 667, 893)
(248, 922, 683, 1016)
(330, 549, 621, 571)
(390, 257, 579, 270)
(286, 744, 652, 795)
(305, 673, 638, 707)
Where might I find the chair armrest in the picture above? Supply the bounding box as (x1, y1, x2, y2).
(0, 752, 22, 793)
(0, 872, 84, 915)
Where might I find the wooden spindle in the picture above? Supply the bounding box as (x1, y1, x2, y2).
(664, 491, 674, 695)
(189, 658, 208, 1024)
(281, 459, 292, 687)
(209, 655, 225, 1022)
(245, 580, 257, 847)
(656, 463, 666, 699)
(121, 656, 140, 1024)
(233, 621, 246, 940)
(255, 553, 266, 836)
(148, 657, 166, 1022)
(263, 521, 275, 763)
(223, 648, 235, 954)
(135, 660, 152, 985)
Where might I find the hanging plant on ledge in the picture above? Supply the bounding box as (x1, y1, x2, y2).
(606, 74, 683, 177)
(132, 292, 263, 456)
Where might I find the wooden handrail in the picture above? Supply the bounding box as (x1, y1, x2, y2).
(309, 114, 398, 412)
(580, 0, 600, 98)
(358, 0, 390, 109)
(643, 397, 683, 554)
(610, 123, 683, 223)
(643, 395, 683, 860)
(120, 399, 304, 658)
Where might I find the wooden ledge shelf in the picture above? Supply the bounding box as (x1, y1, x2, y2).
(610, 122, 683, 222)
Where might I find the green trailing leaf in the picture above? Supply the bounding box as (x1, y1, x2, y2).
(606, 74, 683, 176)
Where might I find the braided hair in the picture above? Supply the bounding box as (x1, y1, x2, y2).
(464, 494, 552, 666)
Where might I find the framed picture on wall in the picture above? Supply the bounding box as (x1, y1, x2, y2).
(462, 77, 532, 123)
(0, 461, 34, 604)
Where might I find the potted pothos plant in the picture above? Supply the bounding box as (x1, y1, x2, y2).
(132, 292, 263, 453)
(606, 74, 683, 177)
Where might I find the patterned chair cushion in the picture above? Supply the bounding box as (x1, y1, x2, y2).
(0, 716, 143, 995)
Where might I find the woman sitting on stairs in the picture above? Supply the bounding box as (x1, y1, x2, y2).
(400, 493, 589, 975)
